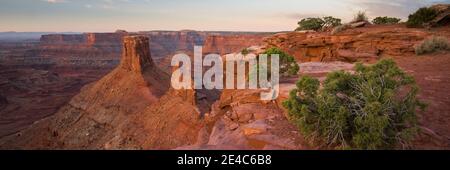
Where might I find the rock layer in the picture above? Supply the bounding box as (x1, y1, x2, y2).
(264, 25, 430, 62)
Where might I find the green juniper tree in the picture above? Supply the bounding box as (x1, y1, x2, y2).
(283, 59, 426, 149)
(406, 7, 438, 28)
(372, 16, 401, 25)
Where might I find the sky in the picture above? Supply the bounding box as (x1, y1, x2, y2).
(0, 0, 448, 32)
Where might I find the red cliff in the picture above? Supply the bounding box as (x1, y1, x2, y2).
(264, 25, 431, 62)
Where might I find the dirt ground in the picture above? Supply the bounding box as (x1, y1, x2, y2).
(394, 52, 450, 149)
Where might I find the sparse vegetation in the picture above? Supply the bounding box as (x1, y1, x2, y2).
(241, 48, 250, 55)
(352, 11, 368, 23)
(331, 11, 368, 34)
(256, 47, 299, 77)
(331, 24, 350, 35)
(415, 36, 450, 55)
(296, 18, 324, 31)
(406, 7, 438, 28)
(323, 16, 342, 28)
(372, 16, 401, 25)
(296, 16, 342, 31)
(283, 59, 426, 149)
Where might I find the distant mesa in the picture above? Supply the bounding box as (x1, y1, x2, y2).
(115, 29, 128, 33)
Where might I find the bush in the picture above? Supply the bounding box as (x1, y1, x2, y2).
(372, 16, 401, 24)
(352, 11, 368, 23)
(283, 59, 426, 149)
(331, 24, 350, 35)
(241, 48, 250, 55)
(296, 18, 324, 31)
(260, 47, 299, 77)
(406, 7, 438, 28)
(296, 16, 342, 31)
(323, 16, 342, 28)
(415, 36, 450, 55)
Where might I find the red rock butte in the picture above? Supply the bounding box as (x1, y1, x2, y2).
(120, 36, 154, 73)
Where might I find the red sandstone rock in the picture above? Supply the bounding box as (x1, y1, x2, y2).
(264, 25, 430, 62)
(120, 36, 153, 72)
(428, 4, 450, 27)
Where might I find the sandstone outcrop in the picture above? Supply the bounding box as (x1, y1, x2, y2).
(120, 36, 153, 73)
(264, 25, 430, 62)
(428, 4, 450, 27)
(177, 89, 306, 150)
(202, 34, 268, 55)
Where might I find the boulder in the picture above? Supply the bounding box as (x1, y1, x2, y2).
(241, 120, 268, 136)
(428, 4, 450, 27)
(349, 21, 370, 28)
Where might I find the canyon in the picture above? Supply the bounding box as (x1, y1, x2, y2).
(0, 22, 449, 149)
(0, 31, 269, 138)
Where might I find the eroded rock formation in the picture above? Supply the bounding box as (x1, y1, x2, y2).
(428, 4, 450, 27)
(0, 36, 204, 149)
(264, 25, 430, 62)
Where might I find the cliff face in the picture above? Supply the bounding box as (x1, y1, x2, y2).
(36, 33, 126, 68)
(120, 36, 153, 72)
(145, 31, 205, 61)
(40, 33, 126, 46)
(13, 31, 269, 68)
(203, 34, 266, 55)
(264, 25, 431, 62)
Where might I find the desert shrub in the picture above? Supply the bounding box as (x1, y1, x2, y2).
(331, 24, 350, 35)
(323, 16, 342, 28)
(406, 7, 438, 28)
(296, 18, 324, 31)
(296, 16, 342, 31)
(372, 16, 401, 24)
(415, 36, 450, 55)
(352, 11, 368, 23)
(283, 59, 426, 149)
(262, 47, 299, 76)
(241, 48, 250, 55)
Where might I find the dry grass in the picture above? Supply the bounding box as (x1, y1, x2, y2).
(415, 36, 450, 55)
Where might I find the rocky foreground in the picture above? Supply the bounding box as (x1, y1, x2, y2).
(0, 23, 449, 149)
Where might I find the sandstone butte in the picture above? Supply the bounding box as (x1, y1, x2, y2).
(1, 11, 449, 149)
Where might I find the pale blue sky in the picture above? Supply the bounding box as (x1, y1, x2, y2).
(0, 0, 448, 32)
